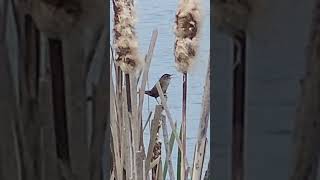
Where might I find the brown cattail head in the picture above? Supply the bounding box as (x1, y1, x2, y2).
(113, 0, 142, 74)
(174, 0, 201, 73)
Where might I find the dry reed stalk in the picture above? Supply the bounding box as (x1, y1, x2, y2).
(110, 169, 115, 180)
(131, 141, 136, 179)
(161, 116, 175, 180)
(155, 159, 163, 180)
(111, 45, 124, 172)
(130, 74, 139, 151)
(112, 0, 142, 172)
(163, 122, 177, 179)
(130, 142, 133, 180)
(126, 74, 140, 179)
(151, 115, 163, 180)
(143, 111, 153, 132)
(192, 59, 210, 179)
(118, 88, 127, 179)
(150, 156, 161, 170)
(112, 0, 142, 74)
(111, 49, 127, 180)
(184, 166, 190, 180)
(192, 138, 208, 179)
(131, 127, 137, 180)
(111, 48, 123, 151)
(135, 151, 145, 180)
(155, 82, 189, 168)
(110, 44, 118, 77)
(138, 29, 158, 146)
(145, 105, 163, 178)
(122, 85, 133, 179)
(158, 161, 164, 180)
(118, 91, 125, 177)
(115, 72, 124, 150)
(110, 72, 123, 180)
(143, 160, 146, 180)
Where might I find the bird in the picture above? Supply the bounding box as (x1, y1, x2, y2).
(145, 74, 173, 104)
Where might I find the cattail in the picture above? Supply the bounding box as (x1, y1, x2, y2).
(174, 0, 201, 178)
(113, 0, 142, 74)
(174, 0, 201, 73)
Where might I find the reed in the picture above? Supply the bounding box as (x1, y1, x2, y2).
(111, 28, 161, 179)
(191, 57, 210, 179)
(110, 47, 210, 180)
(111, 0, 209, 179)
(162, 117, 175, 180)
(162, 123, 176, 179)
(112, 0, 142, 74)
(174, 0, 201, 73)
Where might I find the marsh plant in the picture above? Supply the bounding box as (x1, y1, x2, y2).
(110, 0, 209, 179)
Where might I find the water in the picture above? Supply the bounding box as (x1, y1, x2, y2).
(110, 0, 210, 178)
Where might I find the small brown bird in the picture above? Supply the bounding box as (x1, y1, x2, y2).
(145, 74, 173, 103)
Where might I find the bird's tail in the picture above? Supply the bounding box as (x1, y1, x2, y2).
(145, 90, 152, 96)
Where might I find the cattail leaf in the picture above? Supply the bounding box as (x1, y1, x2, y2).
(163, 127, 176, 179)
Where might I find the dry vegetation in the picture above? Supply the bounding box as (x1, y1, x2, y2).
(110, 0, 209, 179)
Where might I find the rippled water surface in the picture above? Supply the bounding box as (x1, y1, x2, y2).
(110, 0, 210, 177)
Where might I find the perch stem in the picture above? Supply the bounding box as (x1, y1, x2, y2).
(181, 72, 188, 179)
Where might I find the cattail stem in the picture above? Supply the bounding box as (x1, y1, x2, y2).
(181, 72, 188, 179)
(182, 73, 187, 132)
(125, 73, 132, 113)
